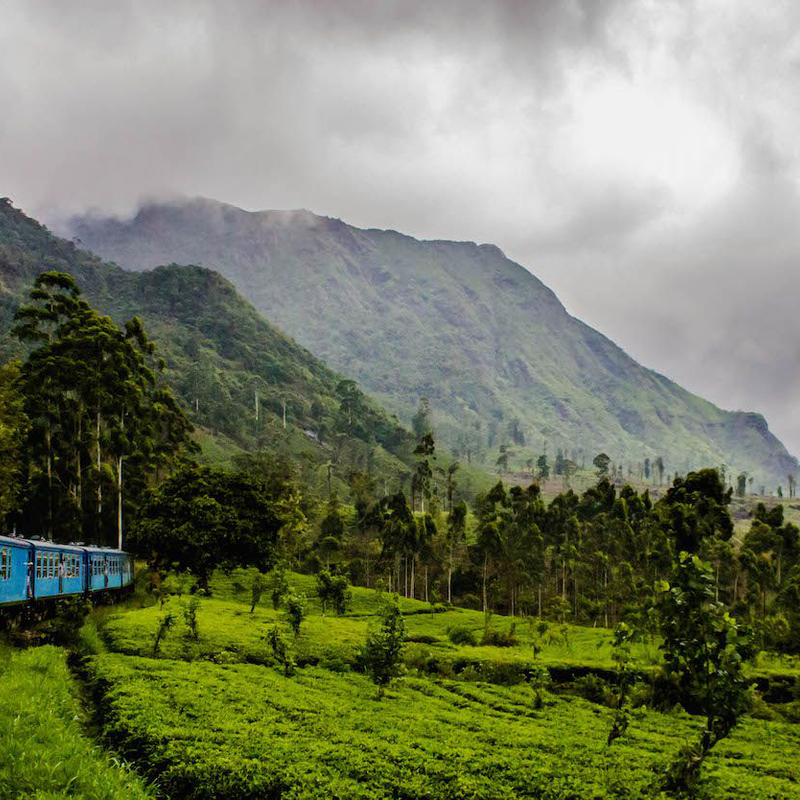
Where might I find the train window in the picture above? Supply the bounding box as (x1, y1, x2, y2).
(35, 552, 40, 579)
(1, 548, 7, 580)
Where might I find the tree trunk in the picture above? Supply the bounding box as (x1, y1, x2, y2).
(482, 554, 488, 612)
(46, 423, 53, 537)
(76, 411, 83, 517)
(447, 566, 452, 603)
(117, 454, 123, 550)
(538, 583, 542, 617)
(96, 410, 102, 518)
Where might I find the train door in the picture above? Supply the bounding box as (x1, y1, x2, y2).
(58, 553, 64, 595)
(26, 550, 33, 599)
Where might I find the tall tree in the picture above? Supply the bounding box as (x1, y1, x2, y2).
(0, 362, 28, 530)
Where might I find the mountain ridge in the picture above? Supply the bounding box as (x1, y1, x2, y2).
(0, 197, 426, 496)
(68, 195, 798, 488)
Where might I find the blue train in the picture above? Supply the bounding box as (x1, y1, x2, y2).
(0, 534, 134, 609)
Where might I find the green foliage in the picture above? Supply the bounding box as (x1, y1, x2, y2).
(153, 611, 176, 656)
(270, 564, 291, 609)
(285, 591, 307, 636)
(606, 622, 636, 746)
(250, 571, 268, 613)
(480, 622, 518, 648)
(0, 645, 152, 798)
(529, 663, 551, 708)
(359, 598, 406, 697)
(267, 624, 296, 676)
(0, 361, 27, 528)
(183, 596, 201, 642)
(316, 568, 352, 616)
(659, 553, 756, 793)
(132, 464, 283, 588)
(9, 270, 195, 543)
(448, 625, 478, 646)
(85, 651, 800, 799)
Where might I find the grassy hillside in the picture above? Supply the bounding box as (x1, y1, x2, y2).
(68, 196, 799, 488)
(0, 198, 420, 493)
(77, 569, 800, 799)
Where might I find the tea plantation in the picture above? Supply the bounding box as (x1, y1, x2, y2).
(72, 569, 800, 799)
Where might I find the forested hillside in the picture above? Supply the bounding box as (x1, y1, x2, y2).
(69, 196, 799, 489)
(0, 198, 416, 491)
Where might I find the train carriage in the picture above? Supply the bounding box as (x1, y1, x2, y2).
(32, 541, 86, 599)
(0, 535, 134, 610)
(0, 535, 33, 606)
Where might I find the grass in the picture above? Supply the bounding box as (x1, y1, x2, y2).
(0, 644, 152, 800)
(102, 568, 797, 682)
(85, 652, 800, 800)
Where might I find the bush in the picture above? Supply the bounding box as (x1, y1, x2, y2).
(448, 626, 478, 646)
(480, 623, 518, 648)
(359, 600, 406, 698)
(573, 674, 610, 705)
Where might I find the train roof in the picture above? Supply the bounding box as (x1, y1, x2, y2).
(0, 535, 127, 554)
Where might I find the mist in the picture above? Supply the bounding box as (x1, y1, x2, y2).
(2, 0, 799, 458)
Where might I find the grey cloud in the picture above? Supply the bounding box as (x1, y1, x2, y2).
(2, 0, 800, 455)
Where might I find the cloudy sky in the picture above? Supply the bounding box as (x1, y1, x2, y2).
(3, 0, 800, 455)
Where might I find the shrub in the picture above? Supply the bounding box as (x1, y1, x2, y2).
(183, 597, 200, 642)
(250, 572, 268, 613)
(285, 592, 306, 637)
(530, 664, 552, 708)
(270, 566, 290, 610)
(316, 569, 352, 616)
(359, 600, 406, 698)
(573, 674, 609, 705)
(266, 625, 295, 677)
(480, 623, 518, 648)
(153, 612, 176, 656)
(447, 626, 478, 646)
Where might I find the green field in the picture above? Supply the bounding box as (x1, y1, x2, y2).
(0, 645, 152, 800)
(102, 569, 799, 683)
(85, 652, 799, 800)
(2, 568, 798, 799)
(67, 568, 799, 799)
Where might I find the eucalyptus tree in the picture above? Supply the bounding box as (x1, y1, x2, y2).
(13, 271, 195, 544)
(412, 432, 435, 513)
(0, 362, 28, 529)
(442, 501, 467, 603)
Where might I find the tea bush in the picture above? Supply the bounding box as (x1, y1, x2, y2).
(85, 652, 800, 800)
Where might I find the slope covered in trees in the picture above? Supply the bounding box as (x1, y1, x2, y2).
(0, 198, 417, 493)
(68, 196, 798, 488)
